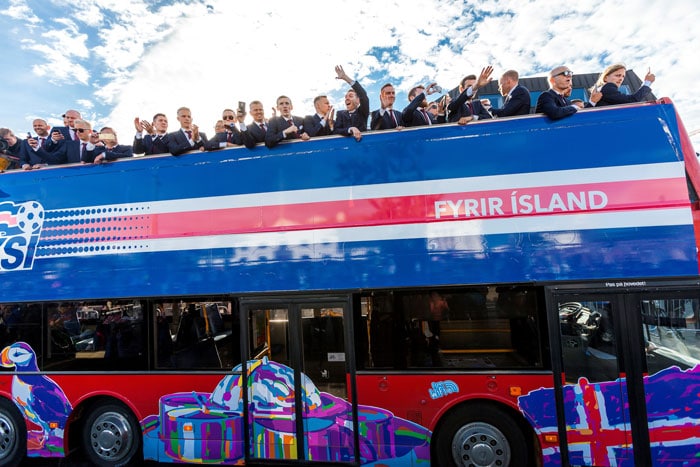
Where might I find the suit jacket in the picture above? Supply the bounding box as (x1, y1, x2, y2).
(205, 127, 242, 150)
(265, 116, 306, 148)
(333, 80, 370, 135)
(19, 139, 65, 166)
(492, 85, 531, 117)
(447, 90, 493, 122)
(47, 140, 104, 164)
(402, 92, 436, 127)
(370, 108, 403, 131)
(100, 144, 133, 162)
(49, 126, 75, 142)
(167, 129, 208, 156)
(535, 89, 578, 120)
(242, 121, 267, 149)
(597, 82, 653, 107)
(133, 133, 170, 155)
(303, 114, 333, 137)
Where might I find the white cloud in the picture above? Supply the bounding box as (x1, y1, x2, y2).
(1, 0, 40, 23)
(2, 0, 700, 149)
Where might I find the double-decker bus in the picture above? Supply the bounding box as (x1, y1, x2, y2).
(0, 98, 698, 467)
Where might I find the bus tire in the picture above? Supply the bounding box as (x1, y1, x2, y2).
(0, 398, 26, 467)
(434, 404, 527, 467)
(82, 402, 141, 467)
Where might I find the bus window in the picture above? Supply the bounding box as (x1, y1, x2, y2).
(45, 300, 147, 371)
(0, 303, 42, 364)
(640, 297, 700, 373)
(358, 286, 544, 370)
(558, 300, 619, 383)
(156, 298, 238, 370)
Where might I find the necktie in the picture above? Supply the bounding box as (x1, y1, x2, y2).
(226, 132, 232, 143)
(287, 119, 294, 127)
(186, 130, 192, 140)
(81, 142, 87, 158)
(39, 137, 45, 148)
(73, 130, 79, 141)
(421, 109, 431, 125)
(260, 123, 266, 132)
(467, 101, 474, 115)
(389, 110, 397, 127)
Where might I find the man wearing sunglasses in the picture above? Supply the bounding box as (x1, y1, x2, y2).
(206, 108, 243, 150)
(535, 66, 602, 120)
(45, 119, 103, 164)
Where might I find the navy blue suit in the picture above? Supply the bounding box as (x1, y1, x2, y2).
(19, 138, 65, 166)
(370, 108, 403, 131)
(98, 144, 133, 162)
(333, 81, 370, 135)
(205, 126, 242, 150)
(303, 114, 333, 137)
(402, 92, 436, 127)
(242, 122, 267, 149)
(597, 82, 653, 107)
(492, 85, 531, 117)
(448, 89, 493, 123)
(535, 89, 578, 120)
(49, 126, 75, 142)
(265, 116, 306, 148)
(167, 129, 208, 156)
(133, 134, 170, 155)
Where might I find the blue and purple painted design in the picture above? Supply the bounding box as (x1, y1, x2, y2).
(0, 342, 71, 457)
(518, 365, 700, 466)
(141, 357, 431, 464)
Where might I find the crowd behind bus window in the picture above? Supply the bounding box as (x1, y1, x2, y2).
(0, 62, 656, 172)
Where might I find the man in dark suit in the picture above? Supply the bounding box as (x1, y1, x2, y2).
(20, 119, 65, 169)
(84, 127, 133, 163)
(167, 107, 208, 156)
(333, 65, 369, 141)
(491, 70, 531, 117)
(402, 83, 442, 127)
(370, 83, 404, 130)
(303, 96, 335, 137)
(241, 101, 268, 149)
(535, 66, 601, 120)
(133, 113, 169, 155)
(447, 69, 495, 124)
(45, 109, 81, 152)
(265, 96, 309, 149)
(206, 108, 243, 150)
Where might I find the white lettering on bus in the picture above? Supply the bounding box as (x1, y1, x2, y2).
(434, 190, 608, 219)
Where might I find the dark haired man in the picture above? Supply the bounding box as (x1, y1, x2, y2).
(333, 65, 370, 141)
(371, 83, 403, 130)
(265, 96, 309, 149)
(133, 113, 169, 155)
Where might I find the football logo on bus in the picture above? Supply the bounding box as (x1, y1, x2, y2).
(16, 201, 44, 234)
(0, 201, 44, 271)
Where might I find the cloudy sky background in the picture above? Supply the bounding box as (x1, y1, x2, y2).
(1, 0, 699, 148)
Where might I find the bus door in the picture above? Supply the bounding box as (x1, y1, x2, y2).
(549, 291, 639, 467)
(241, 296, 358, 464)
(549, 287, 700, 467)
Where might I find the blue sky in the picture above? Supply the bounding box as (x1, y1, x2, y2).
(1, 0, 699, 147)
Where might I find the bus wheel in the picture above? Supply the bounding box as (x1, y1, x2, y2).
(0, 398, 26, 467)
(82, 403, 141, 467)
(434, 404, 527, 467)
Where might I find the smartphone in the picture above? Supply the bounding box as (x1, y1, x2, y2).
(27, 132, 32, 139)
(238, 101, 246, 113)
(99, 133, 116, 141)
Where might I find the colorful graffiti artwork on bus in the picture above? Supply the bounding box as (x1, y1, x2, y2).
(141, 357, 432, 465)
(0, 342, 71, 457)
(518, 365, 700, 466)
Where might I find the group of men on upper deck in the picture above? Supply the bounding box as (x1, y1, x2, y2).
(0, 62, 656, 172)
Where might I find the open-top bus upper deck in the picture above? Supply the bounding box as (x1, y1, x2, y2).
(1, 99, 698, 301)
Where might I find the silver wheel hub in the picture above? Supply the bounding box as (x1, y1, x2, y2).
(0, 413, 17, 460)
(89, 411, 132, 461)
(451, 421, 511, 467)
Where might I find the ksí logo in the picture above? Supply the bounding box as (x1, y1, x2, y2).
(0, 201, 44, 271)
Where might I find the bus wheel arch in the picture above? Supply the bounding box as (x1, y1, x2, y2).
(79, 398, 142, 467)
(431, 400, 535, 467)
(0, 397, 26, 467)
